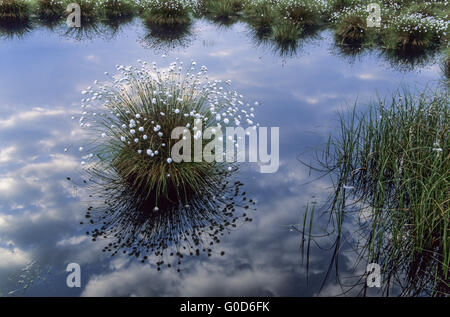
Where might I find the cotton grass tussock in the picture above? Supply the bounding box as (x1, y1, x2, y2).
(384, 12, 449, 49)
(74, 59, 260, 207)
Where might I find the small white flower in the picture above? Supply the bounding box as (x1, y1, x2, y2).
(130, 129, 136, 134)
(138, 127, 144, 132)
(167, 158, 173, 164)
(146, 149, 153, 156)
(120, 136, 126, 142)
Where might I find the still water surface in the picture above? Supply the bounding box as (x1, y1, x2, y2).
(0, 17, 444, 296)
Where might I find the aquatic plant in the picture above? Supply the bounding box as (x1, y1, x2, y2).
(277, 0, 328, 28)
(74, 60, 260, 205)
(140, 0, 192, 25)
(272, 18, 302, 43)
(35, 0, 65, 22)
(0, 0, 31, 24)
(202, 0, 245, 19)
(98, 0, 136, 20)
(384, 12, 448, 50)
(301, 88, 450, 296)
(243, 0, 278, 34)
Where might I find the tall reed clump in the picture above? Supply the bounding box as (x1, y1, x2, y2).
(75, 60, 259, 207)
(306, 89, 449, 295)
(140, 0, 193, 25)
(0, 0, 31, 24)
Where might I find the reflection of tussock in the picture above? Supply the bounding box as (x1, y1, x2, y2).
(61, 21, 113, 42)
(79, 170, 255, 272)
(248, 21, 322, 59)
(0, 19, 33, 39)
(379, 47, 439, 73)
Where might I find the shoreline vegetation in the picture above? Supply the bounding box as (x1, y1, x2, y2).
(300, 88, 449, 296)
(0, 0, 448, 49)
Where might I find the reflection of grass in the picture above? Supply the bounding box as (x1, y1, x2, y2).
(380, 46, 439, 73)
(302, 89, 449, 296)
(72, 61, 259, 270)
(0, 19, 33, 39)
(80, 170, 255, 270)
(243, 0, 278, 35)
(141, 20, 193, 51)
(61, 0, 99, 24)
(62, 20, 109, 41)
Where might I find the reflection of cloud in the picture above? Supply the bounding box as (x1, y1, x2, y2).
(0, 108, 66, 129)
(0, 146, 17, 164)
(85, 55, 99, 63)
(0, 246, 30, 270)
(82, 261, 293, 296)
(358, 73, 376, 80)
(209, 50, 233, 57)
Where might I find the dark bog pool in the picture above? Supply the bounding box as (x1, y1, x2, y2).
(0, 17, 445, 296)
